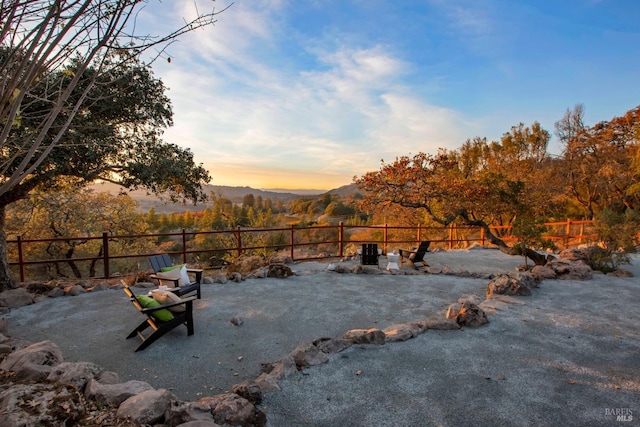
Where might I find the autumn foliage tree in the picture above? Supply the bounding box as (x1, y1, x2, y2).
(355, 122, 561, 266)
(0, 1, 226, 289)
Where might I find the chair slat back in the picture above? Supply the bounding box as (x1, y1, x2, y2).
(362, 243, 379, 265)
(411, 241, 431, 262)
(149, 254, 173, 273)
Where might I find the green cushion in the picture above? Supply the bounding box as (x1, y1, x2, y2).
(136, 295, 174, 322)
(160, 264, 183, 272)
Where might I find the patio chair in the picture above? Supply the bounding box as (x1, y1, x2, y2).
(399, 241, 431, 269)
(361, 243, 381, 267)
(148, 254, 203, 299)
(123, 284, 196, 352)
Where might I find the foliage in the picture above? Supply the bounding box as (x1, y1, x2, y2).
(6, 188, 152, 279)
(589, 209, 640, 272)
(0, 1, 224, 289)
(511, 215, 556, 269)
(556, 105, 640, 219)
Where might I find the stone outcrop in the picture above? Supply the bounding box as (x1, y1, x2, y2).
(486, 272, 538, 296)
(446, 301, 489, 327)
(343, 328, 386, 344)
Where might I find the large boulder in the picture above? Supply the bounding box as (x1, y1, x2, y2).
(486, 273, 537, 296)
(85, 377, 154, 406)
(0, 340, 63, 381)
(0, 288, 35, 309)
(47, 361, 103, 391)
(199, 393, 267, 427)
(116, 388, 173, 425)
(446, 302, 489, 327)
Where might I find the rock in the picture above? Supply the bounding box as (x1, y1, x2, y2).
(351, 264, 364, 274)
(343, 328, 386, 345)
(425, 266, 443, 274)
(212, 273, 228, 284)
(608, 268, 634, 277)
(0, 382, 84, 427)
(116, 388, 173, 425)
(200, 393, 267, 427)
(47, 287, 66, 298)
(289, 341, 329, 368)
(85, 377, 154, 405)
(47, 361, 102, 391)
(65, 284, 86, 296)
(230, 272, 243, 282)
(176, 421, 221, 427)
(312, 337, 352, 353)
(423, 316, 460, 330)
(486, 273, 537, 296)
(254, 356, 297, 392)
(96, 370, 121, 384)
(383, 323, 422, 342)
(446, 302, 489, 327)
(230, 316, 244, 326)
(0, 288, 35, 308)
(531, 265, 557, 280)
(165, 400, 216, 425)
(267, 264, 293, 278)
(232, 380, 263, 404)
(0, 340, 63, 381)
(547, 259, 593, 280)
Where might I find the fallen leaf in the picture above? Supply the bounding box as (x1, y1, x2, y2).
(568, 379, 576, 384)
(355, 370, 362, 375)
(497, 376, 506, 380)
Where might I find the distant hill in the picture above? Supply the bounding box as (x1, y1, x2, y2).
(88, 182, 360, 213)
(326, 183, 361, 197)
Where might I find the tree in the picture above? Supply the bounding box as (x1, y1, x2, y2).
(0, 1, 227, 289)
(354, 124, 557, 266)
(556, 105, 640, 218)
(6, 188, 151, 278)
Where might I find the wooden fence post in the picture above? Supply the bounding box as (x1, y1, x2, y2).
(383, 223, 388, 254)
(417, 224, 422, 243)
(565, 218, 571, 248)
(290, 225, 295, 260)
(17, 236, 25, 282)
(338, 221, 344, 258)
(181, 228, 187, 263)
(236, 226, 242, 258)
(102, 232, 110, 279)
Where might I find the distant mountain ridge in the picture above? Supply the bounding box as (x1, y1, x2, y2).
(89, 182, 361, 213)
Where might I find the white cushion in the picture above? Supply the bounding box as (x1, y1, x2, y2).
(151, 290, 186, 312)
(179, 265, 191, 286)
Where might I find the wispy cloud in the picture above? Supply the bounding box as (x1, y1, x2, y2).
(138, 0, 640, 189)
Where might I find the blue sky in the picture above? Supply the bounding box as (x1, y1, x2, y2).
(138, 0, 640, 191)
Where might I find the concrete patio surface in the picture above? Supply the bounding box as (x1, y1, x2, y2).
(4, 248, 640, 426)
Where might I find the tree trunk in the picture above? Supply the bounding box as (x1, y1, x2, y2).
(0, 205, 15, 291)
(458, 213, 548, 266)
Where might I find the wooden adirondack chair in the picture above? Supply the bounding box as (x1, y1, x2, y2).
(399, 241, 431, 269)
(148, 254, 203, 299)
(361, 243, 381, 266)
(123, 284, 196, 352)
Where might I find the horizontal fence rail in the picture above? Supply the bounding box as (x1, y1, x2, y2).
(7, 219, 597, 282)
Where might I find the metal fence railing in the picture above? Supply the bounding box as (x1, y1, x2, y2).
(7, 219, 596, 281)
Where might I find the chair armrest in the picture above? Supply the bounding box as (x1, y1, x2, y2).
(186, 268, 204, 284)
(149, 274, 180, 287)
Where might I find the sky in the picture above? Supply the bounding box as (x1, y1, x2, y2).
(137, 0, 640, 191)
